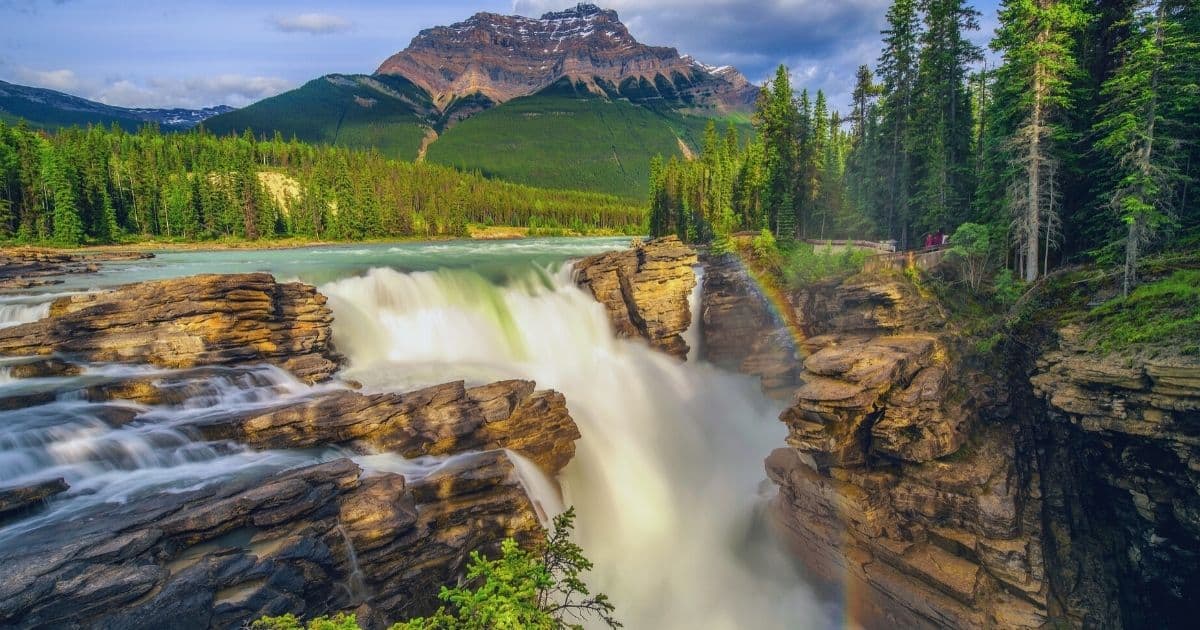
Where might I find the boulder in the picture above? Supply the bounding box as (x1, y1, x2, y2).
(0, 273, 341, 383)
(574, 236, 698, 358)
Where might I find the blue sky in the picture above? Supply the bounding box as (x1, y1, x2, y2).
(0, 0, 1001, 111)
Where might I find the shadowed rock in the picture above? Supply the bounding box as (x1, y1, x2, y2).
(574, 236, 698, 358)
(0, 455, 543, 629)
(0, 478, 69, 524)
(0, 273, 341, 383)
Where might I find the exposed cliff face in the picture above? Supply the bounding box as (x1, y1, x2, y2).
(760, 273, 1048, 629)
(695, 254, 1200, 629)
(1030, 328, 1200, 628)
(0, 273, 341, 384)
(574, 236, 698, 359)
(375, 3, 757, 111)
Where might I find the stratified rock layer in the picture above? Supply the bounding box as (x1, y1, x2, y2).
(0, 273, 341, 383)
(698, 253, 803, 399)
(762, 272, 1047, 629)
(0, 455, 543, 629)
(1029, 326, 1200, 628)
(574, 236, 698, 358)
(198, 379, 579, 477)
(375, 3, 756, 111)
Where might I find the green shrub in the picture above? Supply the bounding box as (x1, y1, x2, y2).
(253, 508, 618, 630)
(780, 242, 868, 288)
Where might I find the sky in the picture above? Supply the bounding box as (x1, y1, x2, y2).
(0, 0, 1001, 112)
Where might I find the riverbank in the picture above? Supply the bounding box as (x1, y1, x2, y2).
(0, 225, 645, 254)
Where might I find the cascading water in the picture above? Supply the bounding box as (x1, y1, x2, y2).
(0, 240, 830, 627)
(323, 265, 831, 629)
(0, 297, 52, 329)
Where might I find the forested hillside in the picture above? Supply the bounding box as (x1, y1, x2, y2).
(650, 0, 1199, 289)
(0, 122, 644, 246)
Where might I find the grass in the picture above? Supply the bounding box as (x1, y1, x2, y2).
(1086, 270, 1200, 354)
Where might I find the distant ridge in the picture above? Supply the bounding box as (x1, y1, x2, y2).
(0, 80, 234, 131)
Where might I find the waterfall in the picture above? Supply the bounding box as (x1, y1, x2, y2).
(323, 265, 829, 629)
(0, 298, 52, 329)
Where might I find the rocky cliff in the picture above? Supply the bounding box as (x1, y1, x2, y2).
(375, 3, 757, 112)
(574, 236, 698, 359)
(1028, 328, 1200, 627)
(695, 255, 1200, 629)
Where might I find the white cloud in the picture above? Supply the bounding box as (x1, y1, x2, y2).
(270, 12, 353, 34)
(14, 67, 82, 92)
(8, 66, 293, 108)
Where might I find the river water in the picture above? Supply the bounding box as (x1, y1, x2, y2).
(0, 238, 830, 629)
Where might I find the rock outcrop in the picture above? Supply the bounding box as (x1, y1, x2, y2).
(0, 478, 69, 524)
(198, 379, 579, 476)
(574, 236, 698, 359)
(0, 273, 341, 383)
(761, 271, 1049, 629)
(0, 249, 152, 289)
(0, 454, 544, 629)
(0, 271, 585, 628)
(747, 262, 1200, 629)
(1029, 328, 1200, 628)
(698, 253, 804, 399)
(375, 3, 757, 112)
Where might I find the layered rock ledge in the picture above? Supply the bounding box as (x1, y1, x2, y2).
(0, 454, 544, 629)
(574, 236, 698, 358)
(1029, 327, 1200, 627)
(198, 379, 580, 477)
(757, 271, 1048, 629)
(0, 273, 341, 383)
(0, 249, 152, 289)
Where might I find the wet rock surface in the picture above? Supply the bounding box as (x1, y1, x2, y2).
(0, 273, 342, 384)
(0, 455, 543, 629)
(0, 249, 152, 290)
(698, 253, 803, 399)
(574, 236, 698, 358)
(0, 271, 582, 629)
(197, 379, 579, 476)
(0, 478, 69, 524)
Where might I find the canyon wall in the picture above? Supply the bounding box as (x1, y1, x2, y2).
(694, 256, 1199, 629)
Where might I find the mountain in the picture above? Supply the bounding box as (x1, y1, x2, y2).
(374, 3, 756, 112)
(204, 4, 757, 199)
(0, 80, 234, 131)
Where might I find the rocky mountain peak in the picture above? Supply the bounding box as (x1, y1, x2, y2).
(539, 3, 615, 21)
(374, 4, 757, 112)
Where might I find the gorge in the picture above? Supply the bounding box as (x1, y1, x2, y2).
(0, 237, 1196, 629)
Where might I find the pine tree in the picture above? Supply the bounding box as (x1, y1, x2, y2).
(877, 0, 922, 244)
(911, 0, 983, 235)
(992, 0, 1090, 280)
(43, 147, 84, 246)
(1094, 0, 1197, 294)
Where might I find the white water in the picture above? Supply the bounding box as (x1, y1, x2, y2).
(323, 266, 829, 629)
(0, 297, 52, 329)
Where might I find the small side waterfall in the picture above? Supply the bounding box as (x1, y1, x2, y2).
(335, 522, 371, 605)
